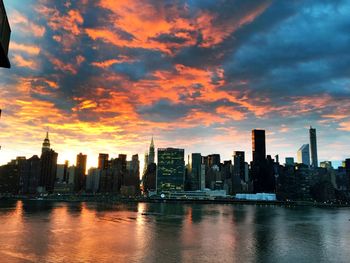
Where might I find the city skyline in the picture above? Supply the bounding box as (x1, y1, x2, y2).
(0, 125, 346, 172)
(1, 0, 350, 169)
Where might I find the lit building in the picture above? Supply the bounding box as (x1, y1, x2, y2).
(98, 153, 109, 170)
(320, 161, 333, 169)
(188, 153, 202, 190)
(297, 144, 310, 166)
(0, 1, 11, 68)
(157, 148, 185, 192)
(309, 126, 318, 167)
(74, 153, 87, 192)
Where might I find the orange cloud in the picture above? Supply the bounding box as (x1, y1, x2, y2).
(12, 54, 38, 70)
(10, 42, 41, 55)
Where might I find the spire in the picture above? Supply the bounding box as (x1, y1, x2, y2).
(42, 130, 51, 154)
(46, 131, 49, 139)
(150, 135, 154, 148)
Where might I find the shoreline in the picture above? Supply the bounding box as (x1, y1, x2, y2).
(1, 195, 349, 208)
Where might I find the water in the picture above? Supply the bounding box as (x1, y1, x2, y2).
(0, 201, 349, 263)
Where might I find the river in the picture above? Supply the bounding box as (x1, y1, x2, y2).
(0, 200, 349, 262)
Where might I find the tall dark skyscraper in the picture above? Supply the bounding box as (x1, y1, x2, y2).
(0, 0, 11, 68)
(345, 159, 350, 190)
(233, 151, 245, 182)
(188, 153, 202, 190)
(74, 153, 87, 192)
(98, 153, 109, 170)
(39, 132, 58, 193)
(251, 129, 274, 193)
(252, 129, 266, 162)
(309, 126, 318, 168)
(157, 148, 185, 192)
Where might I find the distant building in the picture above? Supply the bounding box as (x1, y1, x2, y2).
(56, 162, 68, 183)
(74, 153, 87, 192)
(39, 132, 58, 193)
(251, 129, 274, 193)
(187, 153, 202, 191)
(346, 159, 350, 190)
(157, 148, 185, 192)
(297, 144, 310, 166)
(233, 151, 245, 182)
(0, 1, 11, 68)
(285, 157, 294, 166)
(124, 154, 140, 195)
(320, 161, 333, 169)
(309, 126, 318, 167)
(98, 153, 109, 170)
(86, 168, 100, 193)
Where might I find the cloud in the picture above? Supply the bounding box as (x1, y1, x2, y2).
(1, 0, 350, 167)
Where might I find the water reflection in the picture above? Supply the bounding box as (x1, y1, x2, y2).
(0, 201, 349, 262)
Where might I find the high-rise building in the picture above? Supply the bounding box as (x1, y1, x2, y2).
(39, 132, 58, 193)
(252, 129, 266, 162)
(251, 129, 275, 193)
(188, 153, 202, 190)
(0, 1, 11, 68)
(74, 153, 87, 192)
(233, 151, 245, 182)
(98, 153, 109, 170)
(345, 159, 350, 190)
(86, 168, 100, 193)
(309, 126, 318, 167)
(41, 131, 50, 154)
(157, 148, 185, 192)
(297, 144, 310, 166)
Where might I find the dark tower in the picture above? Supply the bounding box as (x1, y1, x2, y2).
(309, 126, 318, 168)
(252, 129, 266, 163)
(98, 153, 109, 170)
(74, 153, 87, 192)
(251, 129, 274, 193)
(233, 151, 245, 182)
(39, 132, 58, 193)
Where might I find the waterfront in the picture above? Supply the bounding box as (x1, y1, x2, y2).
(0, 201, 349, 263)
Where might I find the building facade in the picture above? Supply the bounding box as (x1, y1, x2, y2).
(157, 148, 185, 192)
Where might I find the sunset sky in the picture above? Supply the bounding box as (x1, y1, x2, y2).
(1, 0, 350, 169)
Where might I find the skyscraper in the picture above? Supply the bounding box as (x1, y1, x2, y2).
(309, 126, 318, 167)
(233, 151, 245, 182)
(74, 153, 87, 192)
(188, 153, 202, 190)
(252, 129, 266, 162)
(251, 129, 274, 193)
(41, 131, 50, 154)
(297, 144, 310, 166)
(345, 159, 350, 190)
(98, 153, 109, 170)
(39, 132, 58, 193)
(0, 1, 11, 68)
(157, 148, 185, 192)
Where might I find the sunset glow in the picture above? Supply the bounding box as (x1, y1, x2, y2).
(1, 0, 350, 168)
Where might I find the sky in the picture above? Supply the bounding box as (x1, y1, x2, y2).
(0, 0, 350, 169)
